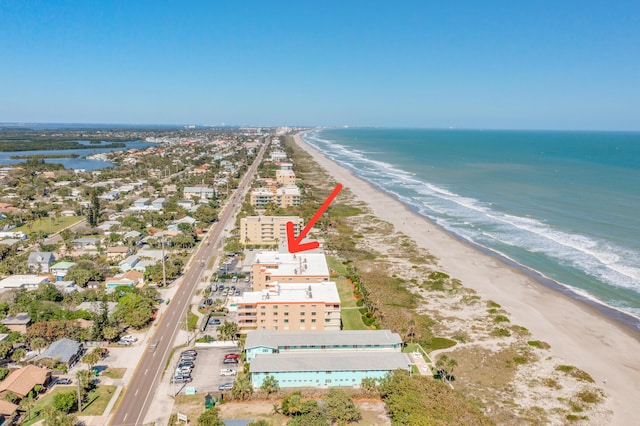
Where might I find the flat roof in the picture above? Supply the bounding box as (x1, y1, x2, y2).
(242, 216, 302, 224)
(253, 251, 329, 277)
(246, 329, 403, 350)
(250, 351, 411, 373)
(238, 282, 340, 305)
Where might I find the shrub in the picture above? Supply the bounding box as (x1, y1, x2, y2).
(527, 340, 551, 350)
(555, 365, 595, 383)
(493, 315, 510, 323)
(491, 328, 511, 337)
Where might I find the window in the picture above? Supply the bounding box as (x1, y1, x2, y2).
(284, 319, 289, 323)
(311, 312, 316, 316)
(273, 305, 278, 309)
(300, 312, 305, 316)
(260, 306, 266, 309)
(284, 312, 289, 316)
(311, 319, 316, 323)
(300, 319, 305, 323)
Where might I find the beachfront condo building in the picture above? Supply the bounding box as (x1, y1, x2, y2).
(236, 282, 341, 334)
(240, 216, 303, 246)
(250, 185, 301, 208)
(252, 251, 330, 291)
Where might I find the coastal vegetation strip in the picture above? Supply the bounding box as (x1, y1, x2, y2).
(9, 153, 80, 159)
(0, 140, 127, 151)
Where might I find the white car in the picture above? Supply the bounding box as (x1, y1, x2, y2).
(220, 368, 237, 377)
(121, 335, 138, 342)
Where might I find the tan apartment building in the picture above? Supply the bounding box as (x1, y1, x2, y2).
(250, 185, 301, 208)
(276, 169, 296, 185)
(236, 282, 341, 333)
(240, 216, 303, 245)
(252, 251, 330, 291)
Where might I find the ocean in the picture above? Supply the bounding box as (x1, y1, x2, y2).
(302, 128, 640, 327)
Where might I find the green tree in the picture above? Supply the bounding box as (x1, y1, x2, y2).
(30, 336, 47, 354)
(197, 406, 225, 426)
(194, 204, 218, 223)
(231, 372, 253, 401)
(82, 352, 100, 372)
(42, 405, 78, 426)
(0, 368, 8, 380)
(87, 191, 100, 227)
(102, 325, 120, 341)
(10, 348, 26, 362)
(324, 388, 361, 425)
(0, 341, 12, 359)
(3, 391, 19, 404)
(260, 375, 279, 395)
(20, 392, 36, 421)
(218, 320, 238, 341)
(114, 291, 155, 329)
(52, 391, 77, 413)
(281, 392, 303, 416)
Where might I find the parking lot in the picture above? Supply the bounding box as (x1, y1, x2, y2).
(167, 346, 242, 395)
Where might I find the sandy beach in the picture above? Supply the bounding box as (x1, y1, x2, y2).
(294, 132, 640, 425)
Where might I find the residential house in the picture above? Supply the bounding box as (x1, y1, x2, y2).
(151, 198, 165, 210)
(106, 246, 131, 260)
(35, 338, 83, 368)
(276, 168, 296, 186)
(72, 237, 101, 251)
(0, 313, 32, 333)
(183, 186, 215, 200)
(236, 282, 341, 334)
(132, 198, 150, 210)
(0, 365, 51, 399)
(0, 399, 18, 424)
(118, 255, 139, 272)
(27, 252, 55, 274)
(50, 261, 76, 281)
(105, 270, 144, 289)
(177, 199, 194, 210)
(0, 275, 49, 292)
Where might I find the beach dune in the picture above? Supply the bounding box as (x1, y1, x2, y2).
(294, 132, 640, 425)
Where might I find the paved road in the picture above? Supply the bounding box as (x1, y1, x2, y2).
(109, 139, 268, 426)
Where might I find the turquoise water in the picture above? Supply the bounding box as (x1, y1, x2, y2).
(303, 129, 640, 324)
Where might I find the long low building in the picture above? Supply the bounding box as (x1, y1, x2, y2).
(245, 329, 403, 361)
(250, 351, 411, 389)
(240, 216, 303, 246)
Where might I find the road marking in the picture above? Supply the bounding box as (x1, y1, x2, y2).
(135, 389, 139, 396)
(123, 414, 128, 422)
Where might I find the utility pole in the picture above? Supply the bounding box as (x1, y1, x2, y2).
(161, 234, 167, 287)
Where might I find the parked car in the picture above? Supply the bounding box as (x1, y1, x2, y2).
(176, 367, 192, 376)
(116, 339, 132, 346)
(220, 368, 237, 376)
(171, 375, 193, 384)
(121, 335, 138, 342)
(55, 378, 72, 385)
(224, 353, 239, 360)
(223, 357, 239, 364)
(208, 318, 221, 325)
(181, 349, 197, 357)
(178, 361, 195, 369)
(234, 290, 241, 296)
(218, 382, 234, 390)
(180, 355, 196, 362)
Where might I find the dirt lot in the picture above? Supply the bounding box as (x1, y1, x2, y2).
(172, 397, 390, 425)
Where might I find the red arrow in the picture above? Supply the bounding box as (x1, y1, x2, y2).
(287, 183, 343, 254)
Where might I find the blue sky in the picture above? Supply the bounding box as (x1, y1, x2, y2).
(1, 1, 638, 130)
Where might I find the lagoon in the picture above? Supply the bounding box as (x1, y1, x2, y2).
(0, 140, 154, 170)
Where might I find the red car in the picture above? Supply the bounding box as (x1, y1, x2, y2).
(224, 353, 239, 360)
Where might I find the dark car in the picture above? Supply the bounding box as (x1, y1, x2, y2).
(208, 318, 221, 325)
(223, 357, 239, 364)
(171, 375, 193, 384)
(181, 349, 197, 356)
(55, 378, 72, 385)
(178, 361, 195, 369)
(218, 382, 234, 390)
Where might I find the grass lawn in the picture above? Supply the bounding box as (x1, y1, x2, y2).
(326, 255, 348, 276)
(335, 276, 359, 309)
(23, 385, 117, 425)
(15, 216, 83, 234)
(101, 368, 126, 379)
(341, 308, 369, 330)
